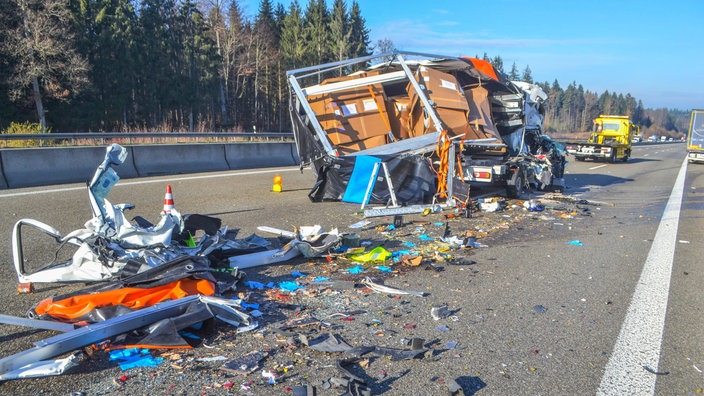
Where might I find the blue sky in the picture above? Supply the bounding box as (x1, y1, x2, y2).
(239, 0, 702, 110)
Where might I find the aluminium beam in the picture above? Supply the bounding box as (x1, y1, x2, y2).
(0, 295, 200, 377)
(288, 74, 336, 155)
(0, 314, 75, 333)
(302, 71, 406, 96)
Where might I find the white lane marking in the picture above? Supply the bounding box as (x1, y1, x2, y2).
(589, 164, 608, 170)
(597, 157, 687, 395)
(0, 167, 301, 199)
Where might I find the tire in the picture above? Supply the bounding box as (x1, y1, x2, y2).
(608, 150, 616, 163)
(575, 156, 585, 162)
(506, 169, 527, 198)
(621, 149, 631, 162)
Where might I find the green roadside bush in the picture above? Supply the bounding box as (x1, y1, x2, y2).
(1, 121, 44, 147)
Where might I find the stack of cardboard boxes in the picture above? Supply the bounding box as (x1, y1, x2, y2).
(306, 76, 391, 155)
(306, 65, 498, 154)
(406, 66, 472, 138)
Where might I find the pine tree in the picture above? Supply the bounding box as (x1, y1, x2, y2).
(491, 55, 504, 74)
(70, 0, 139, 130)
(348, 0, 370, 68)
(253, 0, 278, 130)
(304, 0, 330, 75)
(508, 62, 519, 81)
(178, 0, 220, 131)
(329, 0, 351, 72)
(203, 0, 230, 126)
(224, 0, 248, 130)
(521, 65, 533, 83)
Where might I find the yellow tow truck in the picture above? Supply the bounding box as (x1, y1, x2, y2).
(564, 115, 640, 162)
(686, 109, 704, 163)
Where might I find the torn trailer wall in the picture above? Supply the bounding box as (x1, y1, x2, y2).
(288, 52, 567, 202)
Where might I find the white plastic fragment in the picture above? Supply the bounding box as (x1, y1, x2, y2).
(0, 353, 80, 380)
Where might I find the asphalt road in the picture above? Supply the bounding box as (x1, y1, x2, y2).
(0, 142, 701, 395)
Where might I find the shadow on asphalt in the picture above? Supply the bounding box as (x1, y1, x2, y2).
(457, 375, 487, 395)
(561, 173, 633, 194)
(569, 157, 660, 165)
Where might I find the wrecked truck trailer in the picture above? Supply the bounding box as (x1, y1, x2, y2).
(287, 52, 567, 202)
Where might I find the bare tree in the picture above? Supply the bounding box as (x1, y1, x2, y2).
(2, 0, 90, 131)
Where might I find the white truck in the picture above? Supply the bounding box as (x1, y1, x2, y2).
(687, 109, 704, 163)
(286, 52, 567, 204)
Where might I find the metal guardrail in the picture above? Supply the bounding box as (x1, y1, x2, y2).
(0, 132, 294, 147)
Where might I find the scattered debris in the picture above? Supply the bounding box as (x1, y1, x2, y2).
(361, 277, 426, 297)
(534, 305, 548, 314)
(222, 351, 268, 375)
(0, 140, 600, 391)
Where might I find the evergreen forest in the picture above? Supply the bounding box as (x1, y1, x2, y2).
(0, 0, 692, 138)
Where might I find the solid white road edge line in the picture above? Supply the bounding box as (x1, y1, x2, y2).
(0, 167, 301, 199)
(596, 157, 687, 395)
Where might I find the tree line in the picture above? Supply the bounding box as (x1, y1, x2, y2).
(0, 0, 689, 137)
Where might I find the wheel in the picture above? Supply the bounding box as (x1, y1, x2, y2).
(506, 169, 527, 198)
(621, 149, 631, 162)
(608, 150, 616, 163)
(575, 156, 585, 161)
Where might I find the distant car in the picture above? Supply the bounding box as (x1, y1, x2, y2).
(648, 136, 658, 142)
(632, 136, 642, 143)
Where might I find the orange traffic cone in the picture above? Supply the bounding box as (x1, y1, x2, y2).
(163, 184, 174, 213)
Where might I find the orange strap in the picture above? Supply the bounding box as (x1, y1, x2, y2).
(435, 130, 451, 200)
(455, 139, 465, 179)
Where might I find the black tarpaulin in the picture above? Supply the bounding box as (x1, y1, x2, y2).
(308, 154, 436, 204)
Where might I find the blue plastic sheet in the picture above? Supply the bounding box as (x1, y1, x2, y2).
(245, 281, 275, 289)
(348, 265, 365, 274)
(109, 348, 164, 370)
(279, 281, 302, 292)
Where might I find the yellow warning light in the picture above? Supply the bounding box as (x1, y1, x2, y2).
(272, 174, 282, 192)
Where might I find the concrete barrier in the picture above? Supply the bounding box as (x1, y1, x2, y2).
(131, 144, 229, 176)
(225, 142, 299, 169)
(0, 151, 8, 189)
(0, 143, 299, 189)
(1, 146, 117, 188)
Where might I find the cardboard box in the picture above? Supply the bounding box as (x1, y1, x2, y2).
(335, 135, 388, 155)
(386, 97, 411, 141)
(306, 78, 391, 145)
(406, 66, 472, 137)
(465, 86, 501, 140)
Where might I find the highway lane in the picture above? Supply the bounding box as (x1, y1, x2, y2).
(0, 143, 701, 394)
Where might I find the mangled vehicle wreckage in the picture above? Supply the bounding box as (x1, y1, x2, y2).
(11, 144, 341, 285)
(287, 52, 567, 206)
(3, 144, 344, 379)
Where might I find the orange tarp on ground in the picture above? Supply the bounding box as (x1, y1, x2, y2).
(33, 278, 215, 322)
